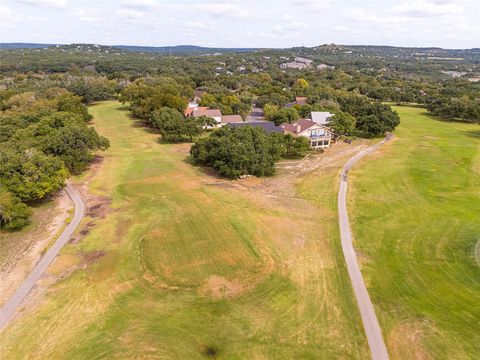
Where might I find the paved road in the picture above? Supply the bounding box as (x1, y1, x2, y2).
(245, 107, 265, 122)
(0, 184, 85, 332)
(338, 136, 392, 360)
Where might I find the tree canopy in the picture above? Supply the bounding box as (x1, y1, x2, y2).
(190, 126, 310, 179)
(150, 107, 216, 142)
(0, 89, 109, 230)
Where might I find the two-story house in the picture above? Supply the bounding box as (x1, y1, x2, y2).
(280, 119, 332, 149)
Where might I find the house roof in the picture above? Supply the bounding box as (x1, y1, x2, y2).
(184, 107, 195, 117)
(295, 96, 307, 105)
(221, 115, 243, 123)
(192, 108, 222, 117)
(311, 111, 334, 125)
(229, 121, 283, 134)
(280, 119, 318, 134)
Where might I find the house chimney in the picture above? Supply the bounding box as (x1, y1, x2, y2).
(295, 124, 301, 133)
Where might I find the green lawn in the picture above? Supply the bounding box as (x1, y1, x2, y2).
(0, 101, 368, 359)
(349, 106, 480, 359)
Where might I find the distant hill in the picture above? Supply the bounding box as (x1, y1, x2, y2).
(53, 44, 125, 53)
(1, 43, 478, 59)
(113, 45, 257, 54)
(0, 43, 257, 54)
(0, 43, 56, 49)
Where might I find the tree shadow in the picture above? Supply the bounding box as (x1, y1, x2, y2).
(463, 129, 480, 139)
(393, 103, 425, 109)
(129, 117, 159, 134)
(184, 157, 225, 179)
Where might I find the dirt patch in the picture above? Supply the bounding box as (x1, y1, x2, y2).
(388, 321, 433, 360)
(81, 250, 106, 266)
(70, 221, 96, 244)
(70, 155, 113, 244)
(355, 250, 370, 266)
(199, 275, 245, 299)
(240, 141, 369, 199)
(86, 196, 112, 219)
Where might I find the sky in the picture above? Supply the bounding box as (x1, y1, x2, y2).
(0, 0, 479, 49)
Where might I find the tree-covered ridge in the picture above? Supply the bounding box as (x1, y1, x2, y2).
(0, 90, 109, 230)
(1, 45, 477, 124)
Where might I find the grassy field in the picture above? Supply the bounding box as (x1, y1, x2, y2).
(0, 101, 369, 359)
(349, 106, 480, 359)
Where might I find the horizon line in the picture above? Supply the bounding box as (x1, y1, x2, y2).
(1, 42, 479, 51)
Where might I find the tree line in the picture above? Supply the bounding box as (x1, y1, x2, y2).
(0, 89, 109, 230)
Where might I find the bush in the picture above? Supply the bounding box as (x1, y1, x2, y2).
(0, 190, 32, 231)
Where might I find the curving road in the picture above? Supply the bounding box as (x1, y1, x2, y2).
(0, 184, 85, 332)
(338, 136, 392, 360)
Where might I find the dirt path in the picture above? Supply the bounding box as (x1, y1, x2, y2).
(338, 136, 392, 360)
(241, 141, 370, 198)
(0, 184, 85, 332)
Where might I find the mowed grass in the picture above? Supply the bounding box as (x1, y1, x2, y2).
(349, 106, 480, 359)
(0, 101, 368, 359)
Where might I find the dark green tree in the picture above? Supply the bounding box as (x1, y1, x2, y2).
(329, 111, 356, 135)
(0, 190, 32, 230)
(191, 126, 282, 178)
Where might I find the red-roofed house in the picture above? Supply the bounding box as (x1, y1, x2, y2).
(221, 114, 243, 125)
(192, 108, 223, 127)
(295, 96, 308, 106)
(280, 119, 332, 149)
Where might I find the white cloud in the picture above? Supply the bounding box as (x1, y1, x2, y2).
(28, 15, 48, 21)
(69, 8, 103, 22)
(0, 5, 12, 19)
(186, 21, 213, 30)
(121, 0, 158, 10)
(199, 3, 251, 20)
(114, 8, 144, 19)
(2, 0, 479, 49)
(289, 0, 330, 12)
(17, 0, 67, 8)
(273, 22, 308, 34)
(392, 0, 463, 17)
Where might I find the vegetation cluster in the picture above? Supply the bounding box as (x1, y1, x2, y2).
(0, 89, 109, 229)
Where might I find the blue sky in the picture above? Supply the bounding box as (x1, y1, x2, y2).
(1, 0, 479, 48)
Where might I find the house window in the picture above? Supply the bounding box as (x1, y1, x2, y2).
(311, 141, 317, 147)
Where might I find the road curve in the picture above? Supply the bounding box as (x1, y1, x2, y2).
(338, 136, 392, 360)
(0, 184, 85, 332)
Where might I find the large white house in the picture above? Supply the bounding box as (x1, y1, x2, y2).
(280, 119, 332, 149)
